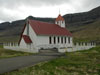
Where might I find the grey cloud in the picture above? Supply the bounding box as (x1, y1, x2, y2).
(0, 0, 100, 11)
(0, 8, 20, 22)
(68, 0, 100, 13)
(0, 8, 12, 21)
(82, 0, 100, 10)
(0, 0, 71, 22)
(81, 0, 100, 11)
(0, 0, 100, 22)
(0, 0, 70, 8)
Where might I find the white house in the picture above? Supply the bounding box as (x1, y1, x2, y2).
(18, 14, 73, 53)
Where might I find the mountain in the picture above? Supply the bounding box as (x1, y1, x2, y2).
(64, 6, 100, 26)
(0, 6, 100, 44)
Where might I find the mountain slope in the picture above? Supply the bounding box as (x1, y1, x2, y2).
(64, 6, 100, 26)
(72, 19, 100, 44)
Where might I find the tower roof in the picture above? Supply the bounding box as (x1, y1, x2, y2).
(56, 14, 64, 21)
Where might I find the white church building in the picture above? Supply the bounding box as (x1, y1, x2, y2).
(4, 14, 96, 53)
(19, 14, 73, 53)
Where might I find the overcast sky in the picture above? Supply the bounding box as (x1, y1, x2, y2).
(0, 0, 100, 23)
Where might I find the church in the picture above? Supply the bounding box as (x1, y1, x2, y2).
(18, 14, 73, 53)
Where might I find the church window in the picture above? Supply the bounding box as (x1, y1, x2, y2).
(58, 37, 60, 43)
(65, 37, 66, 43)
(68, 37, 70, 43)
(54, 36, 56, 44)
(49, 36, 52, 44)
(61, 37, 63, 44)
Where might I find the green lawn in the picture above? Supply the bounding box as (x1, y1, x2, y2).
(0, 46, 33, 59)
(3, 46, 100, 75)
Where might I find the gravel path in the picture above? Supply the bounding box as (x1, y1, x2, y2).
(0, 53, 64, 74)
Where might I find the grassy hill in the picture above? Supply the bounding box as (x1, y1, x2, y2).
(3, 46, 100, 75)
(70, 19, 100, 44)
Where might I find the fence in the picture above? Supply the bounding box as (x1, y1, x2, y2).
(3, 42, 96, 53)
(3, 43, 21, 51)
(67, 42, 96, 52)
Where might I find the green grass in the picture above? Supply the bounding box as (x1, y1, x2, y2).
(0, 48, 33, 59)
(3, 46, 100, 75)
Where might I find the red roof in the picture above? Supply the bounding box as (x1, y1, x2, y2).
(56, 14, 64, 21)
(22, 35, 32, 43)
(29, 20, 72, 36)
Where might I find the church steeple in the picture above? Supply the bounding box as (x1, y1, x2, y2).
(55, 14, 65, 28)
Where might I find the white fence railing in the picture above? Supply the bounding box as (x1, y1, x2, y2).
(66, 42, 96, 52)
(3, 42, 96, 53)
(3, 42, 20, 51)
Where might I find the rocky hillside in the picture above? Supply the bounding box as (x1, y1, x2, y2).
(64, 6, 100, 26)
(0, 6, 100, 43)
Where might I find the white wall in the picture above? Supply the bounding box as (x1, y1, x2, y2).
(36, 35, 73, 50)
(19, 24, 39, 53)
(20, 38, 27, 49)
(37, 36, 49, 45)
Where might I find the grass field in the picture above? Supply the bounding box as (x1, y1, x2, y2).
(3, 46, 100, 75)
(0, 46, 33, 59)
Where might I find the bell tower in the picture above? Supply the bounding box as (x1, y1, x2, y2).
(55, 14, 65, 28)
